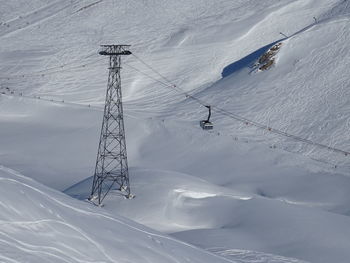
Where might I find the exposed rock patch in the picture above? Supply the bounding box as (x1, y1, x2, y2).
(255, 42, 282, 71)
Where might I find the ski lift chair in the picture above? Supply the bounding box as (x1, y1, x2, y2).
(200, 105, 213, 130)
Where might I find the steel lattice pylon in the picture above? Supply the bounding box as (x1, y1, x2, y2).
(89, 45, 133, 205)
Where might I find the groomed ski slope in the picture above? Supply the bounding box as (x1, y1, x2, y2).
(1, 0, 350, 262)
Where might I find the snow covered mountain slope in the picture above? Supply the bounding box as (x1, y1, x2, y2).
(0, 165, 312, 263)
(1, 0, 350, 262)
(66, 157, 350, 263)
(194, 12, 350, 167)
(1, 0, 348, 165)
(0, 0, 342, 103)
(0, 165, 241, 263)
(0, 95, 100, 190)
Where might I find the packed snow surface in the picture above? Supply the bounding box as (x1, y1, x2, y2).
(1, 0, 350, 262)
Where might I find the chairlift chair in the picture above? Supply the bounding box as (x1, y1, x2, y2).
(200, 105, 213, 130)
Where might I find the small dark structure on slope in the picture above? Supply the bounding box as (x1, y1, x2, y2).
(200, 105, 213, 130)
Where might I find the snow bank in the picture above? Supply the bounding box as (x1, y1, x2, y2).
(0, 166, 236, 263)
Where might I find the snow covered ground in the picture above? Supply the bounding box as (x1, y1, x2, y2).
(1, 0, 350, 262)
(0, 166, 242, 263)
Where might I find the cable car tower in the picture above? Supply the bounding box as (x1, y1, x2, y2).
(89, 45, 133, 205)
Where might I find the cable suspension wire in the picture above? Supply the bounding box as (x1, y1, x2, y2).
(131, 53, 174, 85)
(124, 62, 174, 89)
(130, 52, 350, 157)
(0, 91, 100, 109)
(124, 62, 190, 99)
(213, 106, 350, 156)
(0, 56, 104, 80)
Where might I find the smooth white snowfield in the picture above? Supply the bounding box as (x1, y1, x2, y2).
(0, 166, 238, 263)
(0, 165, 310, 263)
(1, 0, 350, 262)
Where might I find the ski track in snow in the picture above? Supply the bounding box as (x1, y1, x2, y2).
(0, 0, 75, 38)
(0, 219, 113, 262)
(209, 248, 309, 263)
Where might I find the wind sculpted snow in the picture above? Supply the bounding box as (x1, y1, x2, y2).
(1, 0, 350, 262)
